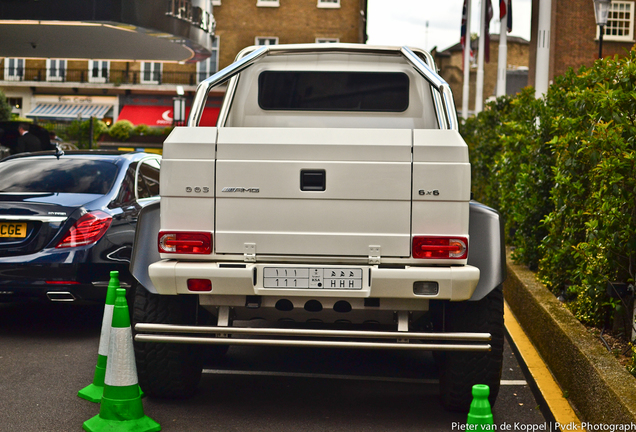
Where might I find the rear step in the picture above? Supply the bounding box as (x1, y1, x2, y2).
(134, 323, 492, 352)
(46, 291, 76, 302)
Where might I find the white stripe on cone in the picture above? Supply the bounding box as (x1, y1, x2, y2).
(104, 327, 139, 387)
(98, 304, 114, 357)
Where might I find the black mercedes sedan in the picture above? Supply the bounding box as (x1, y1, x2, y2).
(0, 150, 161, 303)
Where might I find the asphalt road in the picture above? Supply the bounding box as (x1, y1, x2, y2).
(0, 301, 547, 432)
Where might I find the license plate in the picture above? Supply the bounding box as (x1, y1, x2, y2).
(263, 267, 363, 290)
(0, 222, 27, 238)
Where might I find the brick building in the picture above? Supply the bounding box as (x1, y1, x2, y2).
(433, 35, 530, 113)
(214, 0, 368, 69)
(1, 0, 368, 128)
(529, 0, 635, 87)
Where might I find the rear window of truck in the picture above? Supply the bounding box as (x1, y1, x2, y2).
(258, 71, 409, 112)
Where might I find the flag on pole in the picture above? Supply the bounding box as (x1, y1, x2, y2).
(460, 0, 472, 70)
(500, 0, 513, 32)
(484, 0, 494, 62)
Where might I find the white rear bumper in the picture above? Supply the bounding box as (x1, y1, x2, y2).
(149, 261, 480, 301)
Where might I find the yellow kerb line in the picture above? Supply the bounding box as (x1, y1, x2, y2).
(504, 301, 585, 431)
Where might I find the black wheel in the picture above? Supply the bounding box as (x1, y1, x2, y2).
(437, 285, 504, 412)
(132, 285, 203, 399)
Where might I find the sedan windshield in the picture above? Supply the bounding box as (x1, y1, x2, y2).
(0, 158, 119, 194)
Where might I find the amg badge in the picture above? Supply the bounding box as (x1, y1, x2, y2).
(221, 187, 260, 193)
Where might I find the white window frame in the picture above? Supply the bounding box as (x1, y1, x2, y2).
(256, 0, 279, 7)
(196, 37, 220, 83)
(89, 60, 110, 83)
(4, 58, 24, 81)
(317, 0, 340, 8)
(599, 1, 635, 41)
(316, 38, 340, 43)
(255, 37, 279, 46)
(46, 59, 66, 82)
(140, 62, 162, 84)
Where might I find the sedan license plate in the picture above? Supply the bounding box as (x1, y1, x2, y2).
(263, 267, 363, 290)
(0, 222, 27, 238)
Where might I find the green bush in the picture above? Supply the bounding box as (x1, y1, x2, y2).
(0, 89, 11, 121)
(464, 48, 636, 327)
(538, 52, 636, 326)
(64, 118, 107, 148)
(108, 120, 134, 142)
(132, 124, 151, 136)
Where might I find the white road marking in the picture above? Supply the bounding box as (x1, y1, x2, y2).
(202, 369, 527, 386)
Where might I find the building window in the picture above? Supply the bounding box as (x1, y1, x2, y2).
(89, 60, 110, 83)
(256, 37, 278, 46)
(601, 1, 634, 41)
(8, 97, 22, 115)
(141, 62, 162, 84)
(317, 0, 340, 8)
(197, 37, 219, 82)
(316, 38, 340, 43)
(46, 59, 66, 82)
(3, 58, 24, 81)
(256, 0, 279, 7)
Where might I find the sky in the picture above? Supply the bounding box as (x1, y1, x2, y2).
(366, 0, 532, 53)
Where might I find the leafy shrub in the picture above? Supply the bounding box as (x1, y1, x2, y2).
(464, 48, 636, 326)
(133, 124, 151, 136)
(108, 120, 134, 142)
(64, 118, 108, 148)
(0, 89, 11, 121)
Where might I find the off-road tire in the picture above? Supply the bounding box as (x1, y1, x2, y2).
(437, 285, 504, 412)
(133, 285, 204, 399)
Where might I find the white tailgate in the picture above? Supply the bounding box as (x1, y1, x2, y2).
(215, 128, 412, 257)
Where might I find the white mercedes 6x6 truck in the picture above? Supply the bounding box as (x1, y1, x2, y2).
(130, 44, 506, 412)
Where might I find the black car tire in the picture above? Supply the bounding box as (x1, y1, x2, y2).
(132, 284, 203, 399)
(437, 285, 504, 412)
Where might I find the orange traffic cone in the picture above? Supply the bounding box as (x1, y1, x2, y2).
(83, 288, 160, 432)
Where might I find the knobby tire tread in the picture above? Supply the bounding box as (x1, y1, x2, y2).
(133, 286, 203, 399)
(439, 285, 505, 412)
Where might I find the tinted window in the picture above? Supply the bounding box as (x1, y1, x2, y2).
(0, 158, 119, 194)
(137, 159, 161, 199)
(258, 71, 409, 112)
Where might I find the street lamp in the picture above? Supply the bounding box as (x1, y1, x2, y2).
(593, 0, 611, 58)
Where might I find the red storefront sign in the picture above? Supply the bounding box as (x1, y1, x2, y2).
(117, 105, 219, 127)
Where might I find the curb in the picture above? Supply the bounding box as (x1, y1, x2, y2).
(504, 249, 636, 424)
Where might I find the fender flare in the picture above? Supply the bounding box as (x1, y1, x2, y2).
(467, 201, 507, 300)
(130, 200, 161, 294)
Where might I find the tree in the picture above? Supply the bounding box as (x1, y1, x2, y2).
(0, 90, 11, 121)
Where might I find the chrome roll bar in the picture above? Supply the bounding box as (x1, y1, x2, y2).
(187, 44, 459, 131)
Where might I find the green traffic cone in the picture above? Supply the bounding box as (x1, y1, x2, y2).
(83, 288, 160, 432)
(78, 271, 120, 403)
(467, 384, 494, 430)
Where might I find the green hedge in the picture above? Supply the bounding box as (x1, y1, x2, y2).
(462, 49, 636, 328)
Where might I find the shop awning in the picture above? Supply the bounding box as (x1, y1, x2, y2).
(26, 103, 112, 121)
(117, 105, 219, 127)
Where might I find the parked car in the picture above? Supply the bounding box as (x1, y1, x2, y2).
(0, 121, 54, 158)
(0, 150, 161, 303)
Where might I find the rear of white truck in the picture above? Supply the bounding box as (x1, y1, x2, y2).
(130, 44, 506, 412)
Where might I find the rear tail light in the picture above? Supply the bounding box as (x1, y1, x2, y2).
(159, 231, 212, 254)
(412, 236, 468, 259)
(55, 211, 112, 249)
